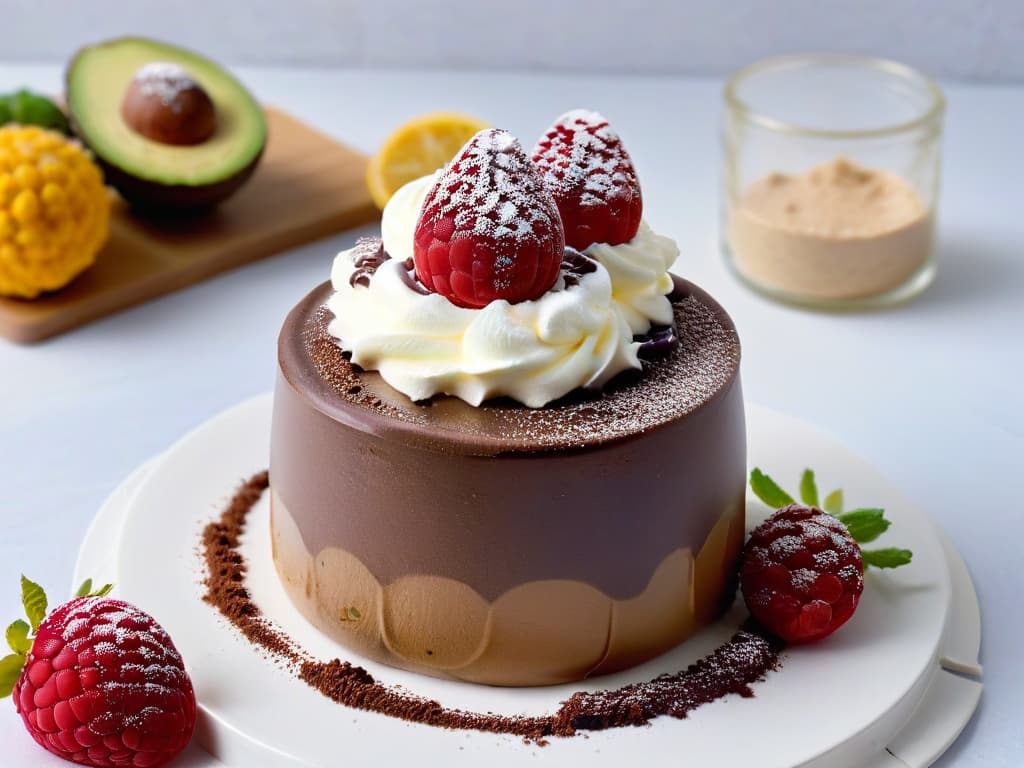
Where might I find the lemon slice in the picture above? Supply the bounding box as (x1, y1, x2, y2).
(366, 112, 490, 210)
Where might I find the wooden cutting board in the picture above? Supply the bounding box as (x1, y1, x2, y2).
(0, 107, 378, 344)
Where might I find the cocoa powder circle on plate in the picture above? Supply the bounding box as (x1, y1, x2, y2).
(201, 473, 781, 742)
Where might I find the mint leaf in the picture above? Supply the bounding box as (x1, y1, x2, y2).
(823, 489, 844, 515)
(838, 508, 891, 544)
(0, 653, 24, 699)
(749, 469, 795, 508)
(5, 620, 30, 656)
(5, 89, 70, 134)
(20, 576, 47, 632)
(74, 579, 113, 599)
(799, 469, 819, 507)
(862, 548, 913, 569)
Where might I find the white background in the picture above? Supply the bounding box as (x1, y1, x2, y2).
(0, 3, 1023, 765)
(0, 0, 1023, 81)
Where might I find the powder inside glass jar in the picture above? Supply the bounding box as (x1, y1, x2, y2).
(729, 157, 932, 300)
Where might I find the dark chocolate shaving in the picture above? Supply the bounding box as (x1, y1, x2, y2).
(349, 237, 390, 288)
(636, 323, 679, 360)
(560, 247, 598, 289)
(400, 257, 432, 295)
(200, 474, 781, 743)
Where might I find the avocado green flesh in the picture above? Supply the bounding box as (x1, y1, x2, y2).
(67, 38, 266, 187)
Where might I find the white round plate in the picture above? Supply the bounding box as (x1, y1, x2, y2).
(75, 395, 982, 768)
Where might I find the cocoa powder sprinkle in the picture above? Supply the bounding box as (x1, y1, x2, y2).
(201, 470, 300, 664)
(304, 287, 740, 451)
(200, 474, 782, 741)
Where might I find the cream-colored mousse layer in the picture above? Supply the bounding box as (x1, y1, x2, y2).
(271, 490, 745, 687)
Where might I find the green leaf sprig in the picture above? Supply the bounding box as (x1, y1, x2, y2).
(750, 468, 913, 570)
(0, 89, 71, 134)
(1, 577, 112, 698)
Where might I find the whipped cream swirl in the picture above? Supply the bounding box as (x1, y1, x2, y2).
(327, 174, 679, 408)
(588, 222, 678, 334)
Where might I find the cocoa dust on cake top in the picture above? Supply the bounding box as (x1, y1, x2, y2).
(300, 278, 740, 452)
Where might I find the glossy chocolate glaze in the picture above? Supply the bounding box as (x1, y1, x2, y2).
(270, 276, 745, 602)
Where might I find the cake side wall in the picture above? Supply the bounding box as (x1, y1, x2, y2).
(269, 366, 746, 602)
(270, 488, 745, 687)
(268, 276, 747, 685)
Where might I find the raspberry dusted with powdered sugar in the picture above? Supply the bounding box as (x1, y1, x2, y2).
(1, 577, 196, 767)
(741, 505, 864, 644)
(413, 128, 564, 309)
(531, 109, 643, 250)
(742, 468, 913, 644)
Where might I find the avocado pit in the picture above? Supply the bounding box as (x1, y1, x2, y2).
(67, 37, 267, 212)
(122, 62, 216, 146)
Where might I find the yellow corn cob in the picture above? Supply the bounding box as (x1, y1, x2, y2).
(0, 125, 110, 299)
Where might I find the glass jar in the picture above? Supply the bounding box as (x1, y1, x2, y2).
(720, 54, 945, 309)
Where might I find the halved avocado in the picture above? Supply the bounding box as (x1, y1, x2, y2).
(66, 37, 267, 212)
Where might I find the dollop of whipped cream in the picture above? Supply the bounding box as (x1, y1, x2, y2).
(588, 222, 678, 334)
(327, 174, 679, 408)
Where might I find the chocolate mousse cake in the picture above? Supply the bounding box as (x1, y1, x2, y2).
(269, 112, 746, 686)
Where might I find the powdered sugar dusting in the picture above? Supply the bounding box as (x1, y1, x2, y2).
(45, 597, 191, 718)
(532, 109, 640, 208)
(816, 513, 851, 533)
(422, 128, 561, 244)
(789, 568, 818, 594)
(839, 564, 861, 581)
(768, 535, 805, 561)
(813, 549, 840, 570)
(133, 61, 198, 113)
(555, 629, 780, 732)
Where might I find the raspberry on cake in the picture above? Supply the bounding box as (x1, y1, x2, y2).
(270, 114, 747, 686)
(531, 109, 643, 250)
(327, 123, 651, 408)
(532, 109, 678, 334)
(413, 128, 564, 309)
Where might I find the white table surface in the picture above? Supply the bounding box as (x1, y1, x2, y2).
(0, 65, 1021, 768)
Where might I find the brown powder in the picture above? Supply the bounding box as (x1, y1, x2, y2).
(729, 157, 933, 300)
(303, 289, 741, 451)
(298, 660, 553, 740)
(201, 471, 301, 664)
(552, 628, 780, 733)
(200, 474, 781, 742)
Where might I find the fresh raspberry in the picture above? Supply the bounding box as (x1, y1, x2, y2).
(8, 593, 196, 767)
(413, 128, 564, 309)
(740, 504, 865, 644)
(531, 109, 643, 250)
